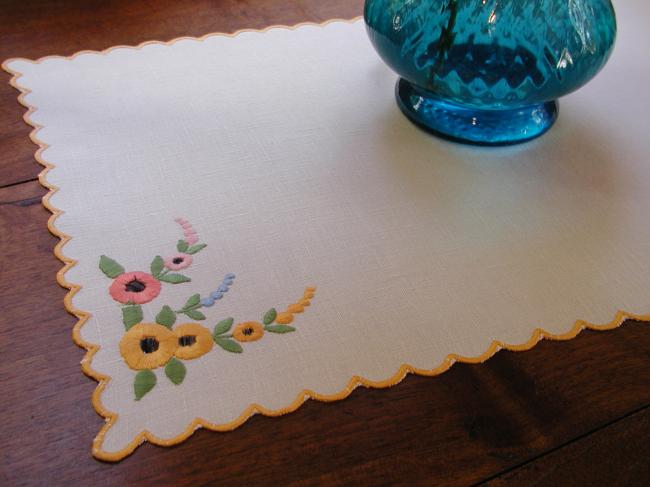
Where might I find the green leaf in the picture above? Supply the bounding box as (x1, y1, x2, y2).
(265, 325, 296, 334)
(99, 255, 124, 278)
(186, 243, 207, 255)
(177, 239, 189, 252)
(158, 273, 191, 284)
(164, 358, 186, 385)
(213, 318, 234, 336)
(184, 293, 201, 309)
(150, 255, 164, 277)
(185, 309, 206, 321)
(156, 305, 176, 328)
(263, 308, 277, 325)
(214, 338, 243, 353)
(122, 305, 143, 330)
(134, 369, 156, 401)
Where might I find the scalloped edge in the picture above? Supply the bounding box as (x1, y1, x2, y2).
(2, 17, 649, 462)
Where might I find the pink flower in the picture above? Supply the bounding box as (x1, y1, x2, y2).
(164, 253, 193, 271)
(109, 271, 161, 304)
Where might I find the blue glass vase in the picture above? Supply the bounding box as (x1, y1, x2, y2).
(364, 0, 617, 145)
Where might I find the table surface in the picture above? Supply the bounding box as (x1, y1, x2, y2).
(0, 1, 648, 486)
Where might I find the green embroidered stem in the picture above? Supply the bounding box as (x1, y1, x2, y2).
(214, 337, 243, 353)
(99, 255, 125, 278)
(174, 303, 202, 314)
(155, 305, 176, 328)
(150, 255, 164, 278)
(173, 292, 207, 320)
(265, 325, 296, 333)
(263, 308, 277, 325)
(186, 243, 207, 255)
(165, 358, 186, 385)
(158, 273, 191, 284)
(134, 369, 156, 400)
(177, 239, 189, 253)
(175, 293, 201, 314)
(182, 309, 206, 320)
(122, 304, 143, 330)
(213, 318, 234, 336)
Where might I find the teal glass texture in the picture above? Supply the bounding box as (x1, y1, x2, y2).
(364, 0, 617, 145)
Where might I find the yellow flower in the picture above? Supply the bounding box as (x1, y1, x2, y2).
(275, 312, 294, 324)
(233, 321, 264, 342)
(174, 323, 213, 360)
(120, 323, 177, 370)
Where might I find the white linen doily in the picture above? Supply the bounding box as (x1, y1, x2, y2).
(4, 2, 649, 461)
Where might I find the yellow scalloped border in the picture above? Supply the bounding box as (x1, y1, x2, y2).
(3, 18, 649, 462)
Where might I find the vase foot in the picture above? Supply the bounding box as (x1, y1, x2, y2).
(395, 78, 558, 146)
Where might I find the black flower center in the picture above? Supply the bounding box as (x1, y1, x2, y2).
(126, 279, 146, 293)
(140, 337, 159, 353)
(172, 257, 184, 265)
(179, 335, 196, 347)
(243, 327, 254, 336)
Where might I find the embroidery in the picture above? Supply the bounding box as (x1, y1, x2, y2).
(134, 370, 157, 401)
(123, 277, 238, 328)
(108, 270, 162, 305)
(211, 287, 317, 353)
(164, 357, 187, 385)
(98, 219, 222, 330)
(120, 323, 177, 370)
(282, 287, 315, 316)
(199, 273, 236, 308)
(121, 287, 316, 399)
(231, 321, 265, 343)
(99, 218, 208, 306)
(174, 323, 214, 359)
(162, 218, 206, 270)
(98, 219, 316, 400)
(139, 272, 237, 327)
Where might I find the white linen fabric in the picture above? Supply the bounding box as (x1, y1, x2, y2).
(5, 2, 649, 459)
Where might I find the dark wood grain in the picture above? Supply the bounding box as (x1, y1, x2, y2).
(483, 407, 650, 487)
(0, 181, 648, 486)
(0, 2, 649, 485)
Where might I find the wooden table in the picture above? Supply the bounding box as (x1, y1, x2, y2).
(0, 1, 648, 485)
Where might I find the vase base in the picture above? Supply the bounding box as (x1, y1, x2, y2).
(395, 79, 558, 146)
